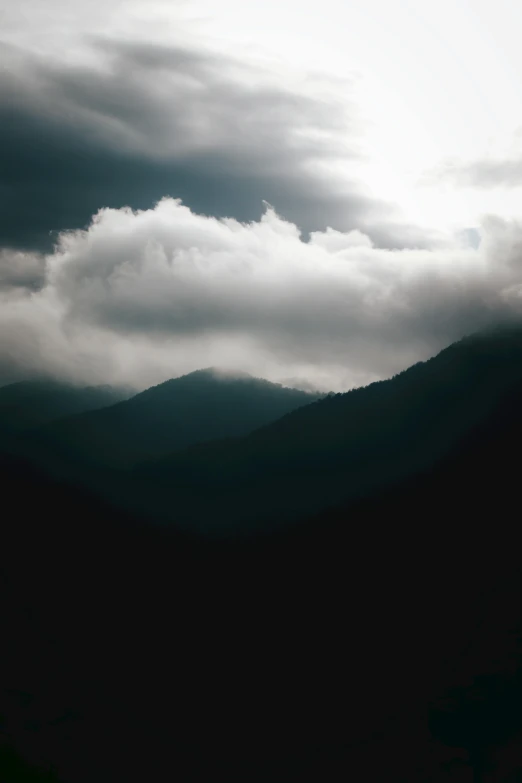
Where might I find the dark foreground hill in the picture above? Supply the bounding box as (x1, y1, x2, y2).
(2, 351, 522, 781)
(17, 369, 320, 470)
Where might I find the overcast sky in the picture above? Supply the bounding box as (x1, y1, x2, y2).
(2, 0, 522, 391)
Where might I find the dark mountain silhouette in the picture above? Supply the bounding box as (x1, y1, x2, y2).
(0, 380, 129, 440)
(17, 369, 320, 472)
(116, 324, 522, 532)
(2, 325, 522, 781)
(2, 349, 522, 781)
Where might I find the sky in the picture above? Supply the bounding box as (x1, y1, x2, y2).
(2, 0, 522, 391)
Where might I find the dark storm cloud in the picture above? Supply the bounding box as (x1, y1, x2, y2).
(0, 38, 392, 252)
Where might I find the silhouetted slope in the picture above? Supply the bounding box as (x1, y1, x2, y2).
(128, 326, 522, 530)
(0, 739, 62, 783)
(303, 373, 522, 781)
(21, 369, 320, 470)
(0, 380, 129, 439)
(2, 365, 522, 781)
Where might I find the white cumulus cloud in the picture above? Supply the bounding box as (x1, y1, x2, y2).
(2, 199, 522, 391)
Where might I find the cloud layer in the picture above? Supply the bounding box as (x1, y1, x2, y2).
(2, 198, 522, 391)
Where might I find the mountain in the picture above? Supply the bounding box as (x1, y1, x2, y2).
(125, 325, 522, 532)
(1, 326, 521, 783)
(19, 369, 321, 471)
(0, 380, 129, 439)
(10, 326, 522, 535)
(2, 344, 522, 782)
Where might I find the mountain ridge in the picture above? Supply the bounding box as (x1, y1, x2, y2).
(14, 368, 322, 472)
(3, 326, 522, 781)
(123, 325, 522, 531)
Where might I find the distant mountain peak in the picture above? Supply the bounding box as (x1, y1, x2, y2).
(20, 367, 320, 471)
